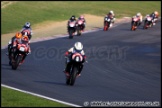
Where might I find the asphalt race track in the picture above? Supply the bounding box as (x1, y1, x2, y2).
(1, 20, 161, 107)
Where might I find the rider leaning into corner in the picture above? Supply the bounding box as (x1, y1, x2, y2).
(64, 42, 87, 77)
(143, 11, 159, 26)
(132, 12, 143, 26)
(149, 11, 159, 25)
(20, 22, 33, 40)
(106, 10, 116, 24)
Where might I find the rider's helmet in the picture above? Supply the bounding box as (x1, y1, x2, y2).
(109, 10, 114, 15)
(80, 15, 84, 19)
(15, 32, 22, 39)
(154, 11, 159, 17)
(22, 35, 29, 44)
(136, 12, 141, 17)
(71, 15, 76, 21)
(24, 22, 31, 28)
(146, 14, 150, 18)
(74, 42, 83, 52)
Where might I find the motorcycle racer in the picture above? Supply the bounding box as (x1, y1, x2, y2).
(77, 15, 86, 31)
(150, 11, 159, 19)
(131, 12, 143, 26)
(136, 12, 143, 26)
(67, 15, 77, 33)
(7, 32, 23, 64)
(107, 10, 116, 23)
(64, 42, 86, 77)
(149, 11, 159, 25)
(19, 35, 31, 64)
(20, 22, 33, 40)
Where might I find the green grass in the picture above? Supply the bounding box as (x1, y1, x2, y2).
(1, 86, 70, 107)
(1, 1, 161, 34)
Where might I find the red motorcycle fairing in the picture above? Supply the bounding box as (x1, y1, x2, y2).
(103, 16, 111, 31)
(17, 44, 28, 53)
(76, 19, 84, 36)
(131, 17, 139, 31)
(77, 20, 83, 25)
(11, 43, 29, 70)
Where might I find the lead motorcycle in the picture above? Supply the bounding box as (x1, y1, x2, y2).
(68, 21, 76, 39)
(143, 16, 153, 29)
(10, 42, 29, 70)
(76, 19, 84, 36)
(103, 16, 112, 31)
(65, 52, 84, 86)
(131, 17, 139, 31)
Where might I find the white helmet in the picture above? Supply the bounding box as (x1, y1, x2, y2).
(154, 11, 158, 16)
(110, 10, 114, 14)
(74, 42, 83, 51)
(136, 12, 141, 17)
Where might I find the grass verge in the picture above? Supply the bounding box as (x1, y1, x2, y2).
(1, 86, 70, 107)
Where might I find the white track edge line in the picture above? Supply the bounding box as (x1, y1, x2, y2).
(1, 84, 82, 107)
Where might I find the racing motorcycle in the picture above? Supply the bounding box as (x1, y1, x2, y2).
(131, 17, 139, 31)
(103, 16, 112, 31)
(143, 16, 153, 29)
(76, 19, 84, 36)
(68, 21, 76, 39)
(65, 52, 84, 86)
(10, 43, 29, 70)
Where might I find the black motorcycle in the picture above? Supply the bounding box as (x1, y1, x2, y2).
(103, 16, 112, 31)
(68, 21, 76, 39)
(65, 52, 84, 86)
(143, 16, 153, 29)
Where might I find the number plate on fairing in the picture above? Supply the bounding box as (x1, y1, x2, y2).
(19, 47, 25, 52)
